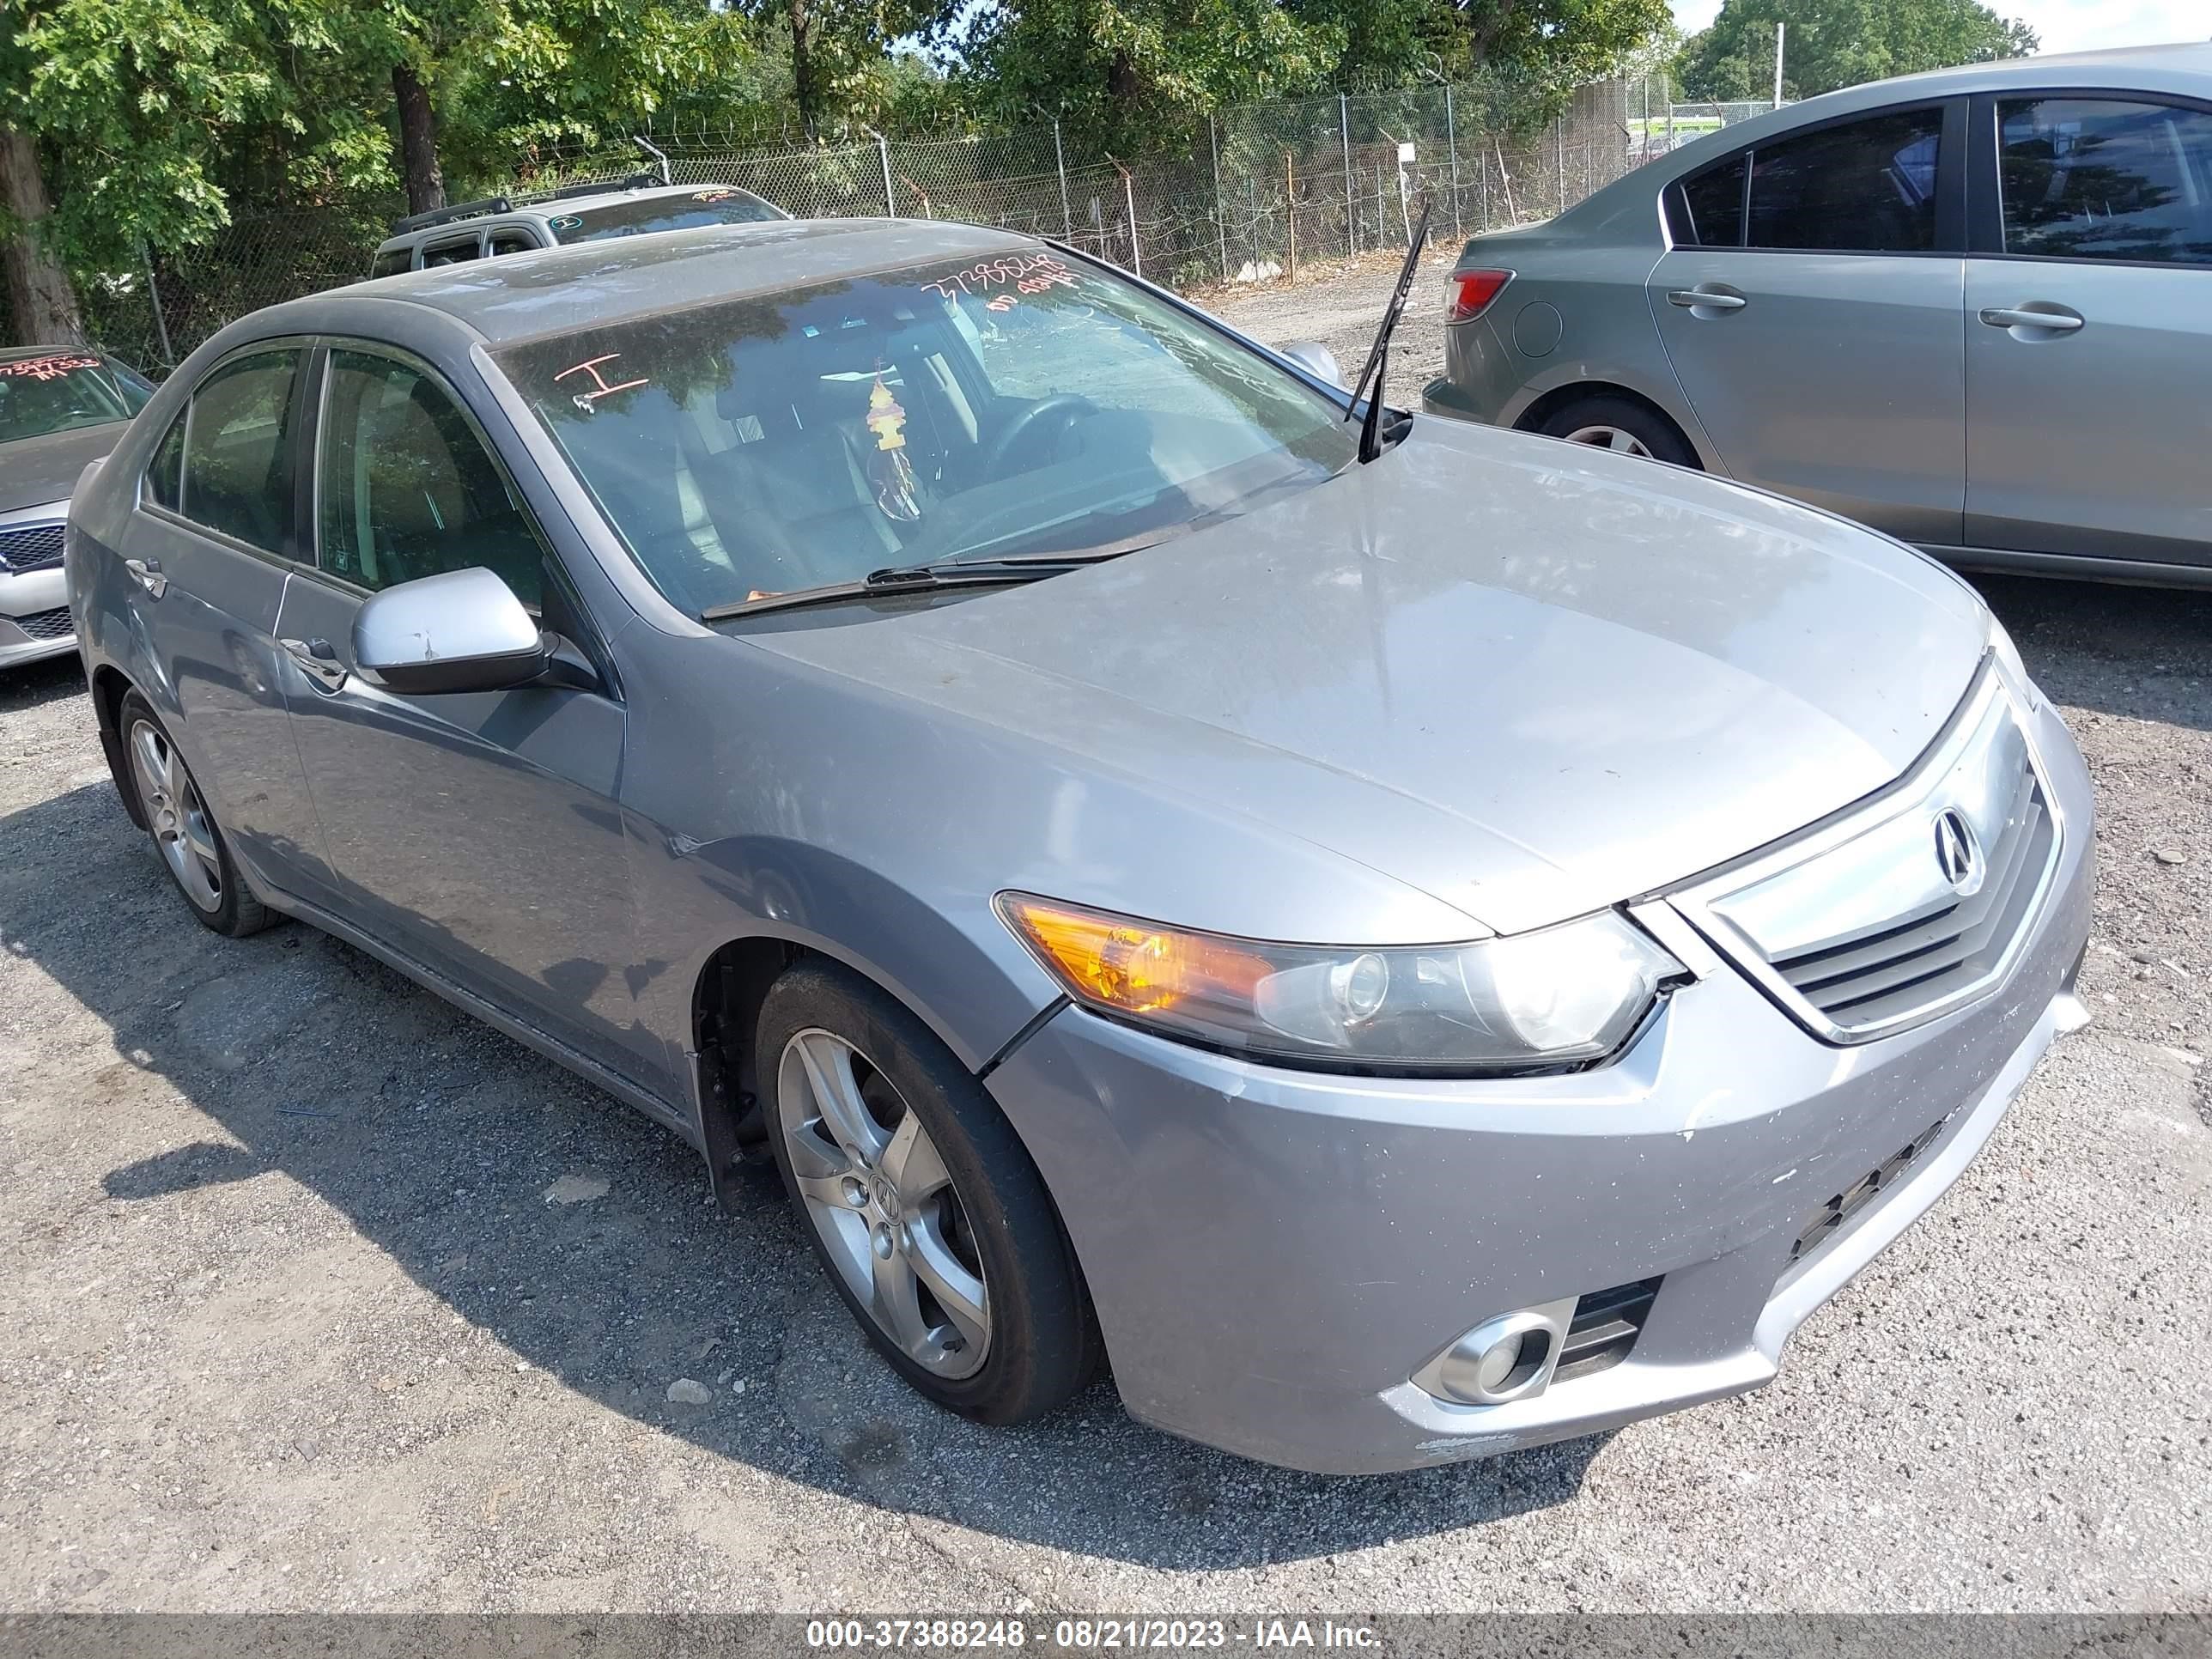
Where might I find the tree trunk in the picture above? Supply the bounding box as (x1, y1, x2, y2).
(392, 63, 446, 216)
(789, 0, 817, 139)
(0, 125, 84, 346)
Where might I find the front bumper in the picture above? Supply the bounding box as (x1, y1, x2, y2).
(985, 699, 2094, 1474)
(0, 565, 75, 667)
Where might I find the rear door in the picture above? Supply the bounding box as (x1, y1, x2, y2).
(126, 344, 330, 893)
(272, 342, 660, 1092)
(1963, 91, 2212, 568)
(1649, 100, 1968, 544)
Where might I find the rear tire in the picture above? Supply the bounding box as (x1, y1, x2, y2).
(118, 690, 273, 939)
(1533, 395, 1699, 467)
(758, 961, 1098, 1425)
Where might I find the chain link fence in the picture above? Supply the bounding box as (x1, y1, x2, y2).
(48, 72, 1652, 374)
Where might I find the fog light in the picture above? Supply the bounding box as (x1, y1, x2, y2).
(1414, 1297, 1576, 1407)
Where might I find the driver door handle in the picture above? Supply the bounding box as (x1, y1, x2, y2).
(1667, 289, 1747, 311)
(125, 557, 167, 598)
(1979, 305, 2084, 333)
(279, 635, 349, 691)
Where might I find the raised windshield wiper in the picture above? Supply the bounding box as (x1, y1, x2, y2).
(1344, 196, 1433, 465)
(699, 556, 1091, 621)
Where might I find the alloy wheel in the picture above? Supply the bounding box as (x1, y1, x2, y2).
(1561, 424, 1653, 458)
(128, 718, 222, 912)
(776, 1028, 992, 1379)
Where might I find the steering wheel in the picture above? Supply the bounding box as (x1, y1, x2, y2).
(980, 393, 1097, 479)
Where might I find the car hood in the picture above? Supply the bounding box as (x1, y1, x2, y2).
(0, 421, 127, 515)
(750, 422, 1989, 935)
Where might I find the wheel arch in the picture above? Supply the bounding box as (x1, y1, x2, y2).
(683, 915, 1060, 1211)
(1511, 380, 1709, 469)
(89, 663, 149, 830)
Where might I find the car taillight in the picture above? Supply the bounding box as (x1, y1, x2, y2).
(1445, 269, 1512, 323)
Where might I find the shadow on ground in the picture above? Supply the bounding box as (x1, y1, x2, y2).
(2, 775, 1607, 1571)
(1973, 573, 2212, 732)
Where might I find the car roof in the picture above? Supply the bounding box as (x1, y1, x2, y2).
(294, 217, 1038, 346)
(1878, 38, 2212, 91)
(0, 344, 106, 361)
(380, 181, 779, 247)
(1691, 40, 2212, 147)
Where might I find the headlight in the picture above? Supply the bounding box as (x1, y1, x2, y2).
(995, 893, 1681, 1073)
(1987, 616, 2044, 713)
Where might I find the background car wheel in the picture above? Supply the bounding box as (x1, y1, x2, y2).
(758, 961, 1098, 1425)
(118, 690, 273, 938)
(1534, 396, 1698, 467)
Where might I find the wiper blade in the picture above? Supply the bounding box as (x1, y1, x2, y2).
(1345, 197, 1434, 464)
(699, 557, 1087, 621)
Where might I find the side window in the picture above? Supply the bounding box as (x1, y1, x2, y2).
(1998, 98, 2212, 266)
(369, 247, 413, 279)
(1743, 107, 1947, 252)
(315, 348, 544, 606)
(146, 410, 185, 509)
(488, 228, 538, 256)
(421, 234, 481, 268)
(177, 350, 301, 552)
(1671, 155, 1747, 246)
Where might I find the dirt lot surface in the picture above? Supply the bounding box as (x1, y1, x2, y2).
(3, 264, 2209, 1614)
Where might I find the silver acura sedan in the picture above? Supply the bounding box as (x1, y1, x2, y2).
(1424, 42, 2212, 585)
(68, 216, 2092, 1474)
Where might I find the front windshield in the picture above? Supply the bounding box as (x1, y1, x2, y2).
(495, 247, 1354, 617)
(553, 187, 784, 243)
(0, 352, 149, 445)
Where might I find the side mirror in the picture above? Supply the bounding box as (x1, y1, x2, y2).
(1279, 341, 1343, 388)
(354, 566, 588, 696)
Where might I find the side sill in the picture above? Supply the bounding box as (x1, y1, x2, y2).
(252, 877, 698, 1150)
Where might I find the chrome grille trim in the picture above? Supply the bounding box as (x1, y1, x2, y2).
(1668, 661, 2063, 1045)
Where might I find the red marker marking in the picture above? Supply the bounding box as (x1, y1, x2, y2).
(555, 353, 650, 404)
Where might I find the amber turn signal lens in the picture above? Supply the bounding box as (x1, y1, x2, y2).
(996, 895, 1270, 1017)
(1445, 269, 1513, 323)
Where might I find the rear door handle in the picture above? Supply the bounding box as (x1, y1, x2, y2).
(279, 635, 349, 691)
(1979, 305, 2084, 334)
(124, 557, 167, 599)
(1667, 289, 1747, 311)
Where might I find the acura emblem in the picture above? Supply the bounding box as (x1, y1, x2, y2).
(1933, 808, 1983, 895)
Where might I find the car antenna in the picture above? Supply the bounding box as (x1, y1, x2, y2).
(1344, 195, 1433, 465)
(633, 135, 672, 186)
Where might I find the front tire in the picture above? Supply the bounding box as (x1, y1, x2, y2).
(118, 690, 272, 938)
(758, 961, 1097, 1425)
(1533, 395, 1699, 467)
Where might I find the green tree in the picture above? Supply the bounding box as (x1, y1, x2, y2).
(953, 0, 1343, 155)
(1297, 0, 1674, 91)
(1676, 0, 2036, 103)
(0, 0, 311, 342)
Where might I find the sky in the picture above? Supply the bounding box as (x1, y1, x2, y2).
(1668, 0, 2208, 55)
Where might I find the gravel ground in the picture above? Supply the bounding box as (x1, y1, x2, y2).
(2, 266, 2209, 1614)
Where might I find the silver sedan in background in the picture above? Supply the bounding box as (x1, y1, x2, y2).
(1425, 42, 2212, 585)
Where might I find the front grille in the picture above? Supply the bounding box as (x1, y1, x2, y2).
(11, 605, 75, 641)
(1674, 667, 2061, 1043)
(1552, 1276, 1662, 1382)
(1791, 1116, 1950, 1264)
(1771, 767, 2055, 1031)
(0, 522, 65, 572)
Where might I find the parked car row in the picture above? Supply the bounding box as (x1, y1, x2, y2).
(20, 43, 2197, 1478)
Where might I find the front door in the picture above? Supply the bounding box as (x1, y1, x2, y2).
(1650, 100, 1966, 545)
(274, 343, 663, 1092)
(1964, 94, 2212, 568)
